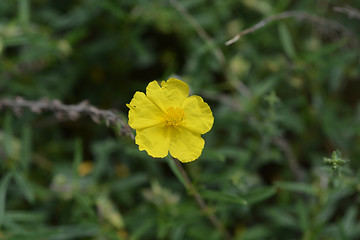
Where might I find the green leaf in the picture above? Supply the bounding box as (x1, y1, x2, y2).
(6, 210, 45, 223)
(253, 76, 278, 98)
(241, 226, 271, 240)
(275, 181, 316, 195)
(18, 0, 30, 28)
(171, 225, 186, 240)
(0, 172, 13, 227)
(3, 113, 14, 158)
(243, 186, 277, 205)
(278, 23, 296, 59)
(20, 124, 31, 171)
(73, 193, 97, 220)
(342, 206, 357, 237)
(165, 157, 187, 188)
(7, 225, 99, 240)
(265, 207, 297, 228)
(99, 0, 126, 21)
(13, 171, 34, 203)
(201, 190, 247, 205)
(112, 174, 147, 192)
(92, 140, 118, 180)
(296, 200, 309, 233)
(131, 221, 154, 240)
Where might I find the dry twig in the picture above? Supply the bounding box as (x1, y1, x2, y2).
(333, 5, 360, 20)
(226, 10, 357, 46)
(0, 97, 134, 140)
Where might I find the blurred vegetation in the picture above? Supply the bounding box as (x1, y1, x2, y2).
(1, 0, 360, 239)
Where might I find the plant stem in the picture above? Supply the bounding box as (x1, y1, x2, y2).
(173, 158, 232, 240)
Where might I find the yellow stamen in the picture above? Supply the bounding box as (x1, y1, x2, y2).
(165, 107, 185, 127)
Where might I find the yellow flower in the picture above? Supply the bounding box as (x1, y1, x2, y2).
(127, 78, 214, 163)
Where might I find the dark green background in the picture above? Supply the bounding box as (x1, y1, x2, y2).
(1, 0, 360, 239)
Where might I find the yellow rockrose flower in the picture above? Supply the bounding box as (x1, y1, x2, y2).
(126, 78, 214, 163)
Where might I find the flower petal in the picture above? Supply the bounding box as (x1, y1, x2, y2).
(182, 95, 214, 134)
(161, 78, 189, 106)
(169, 127, 205, 163)
(135, 123, 170, 158)
(127, 91, 164, 129)
(146, 78, 189, 111)
(145, 81, 168, 112)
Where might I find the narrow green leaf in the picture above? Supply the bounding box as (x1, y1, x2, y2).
(6, 210, 45, 222)
(166, 157, 186, 188)
(171, 225, 186, 240)
(8, 225, 99, 240)
(18, 0, 30, 28)
(265, 207, 297, 228)
(92, 140, 118, 180)
(0, 173, 13, 226)
(112, 174, 147, 192)
(296, 200, 309, 233)
(201, 190, 247, 205)
(244, 186, 277, 204)
(3, 113, 13, 158)
(275, 181, 316, 195)
(99, 0, 126, 21)
(0, 38, 3, 54)
(13, 171, 34, 203)
(20, 124, 31, 171)
(329, 66, 344, 93)
(74, 193, 97, 220)
(304, 39, 347, 63)
(342, 206, 357, 237)
(3, 35, 31, 47)
(131, 221, 154, 240)
(241, 226, 271, 239)
(278, 23, 296, 59)
(253, 76, 278, 97)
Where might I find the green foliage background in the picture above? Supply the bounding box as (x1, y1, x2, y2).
(1, 0, 360, 239)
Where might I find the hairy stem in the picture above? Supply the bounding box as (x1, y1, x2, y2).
(0, 97, 134, 140)
(333, 5, 360, 20)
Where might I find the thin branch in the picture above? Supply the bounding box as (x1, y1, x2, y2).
(333, 5, 360, 20)
(0, 97, 134, 140)
(226, 10, 357, 46)
(173, 158, 232, 240)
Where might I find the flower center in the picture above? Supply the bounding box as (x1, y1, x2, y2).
(165, 107, 185, 127)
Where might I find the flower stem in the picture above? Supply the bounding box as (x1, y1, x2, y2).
(172, 158, 232, 240)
